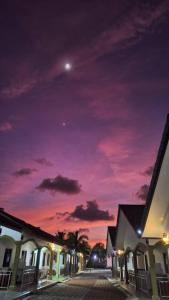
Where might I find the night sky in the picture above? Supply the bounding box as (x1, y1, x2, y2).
(0, 0, 169, 246)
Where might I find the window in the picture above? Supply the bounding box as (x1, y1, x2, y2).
(3, 248, 12, 268)
(30, 251, 34, 266)
(21, 250, 27, 264)
(42, 253, 46, 266)
(62, 254, 65, 265)
(163, 253, 169, 273)
(47, 253, 50, 266)
(144, 255, 148, 271)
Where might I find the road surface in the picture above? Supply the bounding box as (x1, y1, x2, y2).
(25, 269, 135, 300)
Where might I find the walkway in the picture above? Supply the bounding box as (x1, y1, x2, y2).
(24, 269, 150, 300)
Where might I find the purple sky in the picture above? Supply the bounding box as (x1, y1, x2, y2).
(0, 0, 169, 245)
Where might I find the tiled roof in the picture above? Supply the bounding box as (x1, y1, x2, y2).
(119, 205, 145, 233)
(141, 114, 169, 232)
(107, 226, 116, 247)
(0, 209, 63, 246)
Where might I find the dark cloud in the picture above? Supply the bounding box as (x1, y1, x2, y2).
(136, 184, 149, 201)
(67, 200, 114, 222)
(42, 215, 56, 222)
(141, 166, 154, 177)
(34, 158, 53, 167)
(56, 212, 69, 220)
(13, 168, 37, 177)
(78, 228, 90, 233)
(37, 175, 81, 194)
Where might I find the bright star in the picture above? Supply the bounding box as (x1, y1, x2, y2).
(64, 63, 72, 71)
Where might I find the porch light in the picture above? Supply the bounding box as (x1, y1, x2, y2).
(117, 249, 124, 256)
(51, 243, 55, 251)
(137, 229, 142, 235)
(162, 233, 169, 244)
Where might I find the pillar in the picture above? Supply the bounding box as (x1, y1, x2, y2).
(49, 250, 54, 279)
(64, 252, 67, 275)
(57, 250, 60, 278)
(10, 241, 22, 288)
(133, 252, 138, 289)
(148, 246, 159, 300)
(124, 254, 129, 284)
(35, 248, 41, 283)
(118, 256, 124, 281)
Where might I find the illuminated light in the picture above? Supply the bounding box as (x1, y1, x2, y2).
(117, 249, 124, 256)
(162, 233, 169, 244)
(137, 229, 142, 235)
(64, 63, 72, 71)
(50, 243, 55, 251)
(93, 254, 97, 260)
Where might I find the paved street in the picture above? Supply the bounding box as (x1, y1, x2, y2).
(25, 269, 129, 300)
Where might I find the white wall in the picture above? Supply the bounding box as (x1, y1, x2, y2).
(154, 248, 165, 274)
(1, 226, 21, 241)
(0, 238, 16, 269)
(20, 241, 37, 267)
(39, 247, 50, 270)
(127, 252, 134, 271)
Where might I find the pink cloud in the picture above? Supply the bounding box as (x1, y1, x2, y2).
(0, 122, 13, 133)
(98, 128, 135, 160)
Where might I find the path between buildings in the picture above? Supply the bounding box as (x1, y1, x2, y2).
(24, 269, 150, 300)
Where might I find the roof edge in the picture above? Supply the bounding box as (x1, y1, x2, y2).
(141, 114, 169, 235)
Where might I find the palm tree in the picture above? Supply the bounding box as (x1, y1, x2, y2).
(66, 231, 89, 273)
(55, 231, 66, 242)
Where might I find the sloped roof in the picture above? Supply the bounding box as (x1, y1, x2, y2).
(107, 226, 116, 247)
(119, 205, 145, 233)
(141, 114, 169, 235)
(0, 208, 63, 246)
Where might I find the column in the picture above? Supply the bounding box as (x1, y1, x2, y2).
(118, 256, 124, 281)
(10, 241, 22, 288)
(148, 246, 159, 300)
(133, 251, 138, 289)
(64, 252, 67, 275)
(124, 254, 129, 284)
(57, 250, 60, 279)
(35, 248, 41, 283)
(49, 250, 54, 279)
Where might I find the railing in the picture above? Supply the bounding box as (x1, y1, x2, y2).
(128, 270, 151, 294)
(136, 271, 150, 293)
(39, 268, 49, 281)
(128, 270, 136, 286)
(0, 271, 12, 289)
(157, 276, 169, 299)
(21, 268, 37, 286)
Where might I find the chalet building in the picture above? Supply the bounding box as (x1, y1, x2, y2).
(141, 114, 169, 300)
(0, 209, 74, 290)
(115, 205, 150, 292)
(106, 114, 169, 300)
(106, 226, 116, 270)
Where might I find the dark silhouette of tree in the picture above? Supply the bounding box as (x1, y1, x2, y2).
(66, 231, 90, 272)
(55, 231, 66, 242)
(88, 242, 106, 268)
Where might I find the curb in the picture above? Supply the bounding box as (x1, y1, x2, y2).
(13, 281, 58, 300)
(14, 276, 73, 299)
(107, 277, 133, 297)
